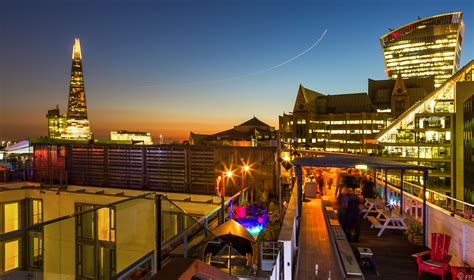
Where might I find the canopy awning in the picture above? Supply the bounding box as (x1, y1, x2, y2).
(292, 153, 434, 171)
(211, 219, 255, 242)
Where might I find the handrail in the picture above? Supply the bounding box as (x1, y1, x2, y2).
(376, 171, 474, 208)
(375, 171, 473, 221)
(161, 187, 249, 250)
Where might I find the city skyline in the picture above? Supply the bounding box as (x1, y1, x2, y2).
(1, 0, 473, 141)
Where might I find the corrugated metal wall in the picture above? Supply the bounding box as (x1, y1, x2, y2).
(33, 144, 277, 195)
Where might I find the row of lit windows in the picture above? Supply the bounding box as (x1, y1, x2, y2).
(385, 52, 458, 63)
(384, 33, 459, 47)
(284, 119, 385, 127)
(387, 57, 455, 68)
(383, 146, 451, 159)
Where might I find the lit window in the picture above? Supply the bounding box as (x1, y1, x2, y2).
(446, 131, 451, 141)
(31, 200, 42, 225)
(5, 240, 19, 272)
(98, 208, 111, 242)
(4, 203, 19, 233)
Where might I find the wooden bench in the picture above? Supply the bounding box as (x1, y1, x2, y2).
(368, 216, 382, 229)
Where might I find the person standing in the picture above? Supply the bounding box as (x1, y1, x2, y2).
(362, 176, 375, 199)
(337, 187, 349, 234)
(347, 188, 362, 242)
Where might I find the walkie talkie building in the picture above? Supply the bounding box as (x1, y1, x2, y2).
(380, 12, 464, 88)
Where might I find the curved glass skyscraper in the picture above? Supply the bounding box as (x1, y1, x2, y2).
(380, 12, 464, 87)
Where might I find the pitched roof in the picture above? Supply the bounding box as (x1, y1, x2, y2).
(237, 116, 270, 127)
(294, 84, 324, 112)
(294, 85, 376, 114)
(319, 92, 376, 114)
(189, 132, 211, 145)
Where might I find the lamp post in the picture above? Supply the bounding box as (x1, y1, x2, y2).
(220, 170, 232, 223)
(242, 165, 249, 203)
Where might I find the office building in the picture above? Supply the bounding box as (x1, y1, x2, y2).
(110, 131, 153, 145)
(377, 60, 473, 197)
(46, 105, 67, 139)
(380, 12, 464, 87)
(279, 85, 390, 154)
(368, 76, 434, 118)
(62, 38, 92, 140)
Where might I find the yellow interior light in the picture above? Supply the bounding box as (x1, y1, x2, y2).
(355, 164, 368, 170)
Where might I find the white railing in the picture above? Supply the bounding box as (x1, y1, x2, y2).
(375, 173, 474, 265)
(375, 172, 474, 222)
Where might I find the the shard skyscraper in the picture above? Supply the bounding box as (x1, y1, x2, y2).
(63, 38, 92, 140)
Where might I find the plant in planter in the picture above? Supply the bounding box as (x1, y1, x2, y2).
(406, 223, 424, 245)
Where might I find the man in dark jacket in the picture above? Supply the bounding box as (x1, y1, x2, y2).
(362, 177, 375, 199)
(347, 190, 362, 242)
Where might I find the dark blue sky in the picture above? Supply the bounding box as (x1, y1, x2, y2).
(1, 0, 473, 140)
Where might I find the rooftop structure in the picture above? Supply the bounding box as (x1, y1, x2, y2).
(368, 76, 435, 118)
(189, 117, 276, 147)
(110, 130, 153, 145)
(380, 12, 464, 87)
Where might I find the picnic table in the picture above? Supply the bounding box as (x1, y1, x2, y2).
(367, 208, 407, 237)
(362, 198, 384, 219)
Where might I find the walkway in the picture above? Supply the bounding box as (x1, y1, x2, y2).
(298, 197, 341, 280)
(352, 218, 438, 280)
(327, 193, 439, 280)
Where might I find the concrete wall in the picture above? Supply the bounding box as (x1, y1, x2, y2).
(427, 204, 474, 265)
(278, 187, 298, 280)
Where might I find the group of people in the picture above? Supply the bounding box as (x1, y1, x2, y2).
(305, 168, 338, 195)
(336, 169, 377, 242)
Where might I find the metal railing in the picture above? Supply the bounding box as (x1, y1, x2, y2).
(375, 171, 474, 222)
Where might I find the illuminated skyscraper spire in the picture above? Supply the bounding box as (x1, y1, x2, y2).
(63, 38, 91, 139)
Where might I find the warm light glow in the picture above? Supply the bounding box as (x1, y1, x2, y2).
(4, 203, 19, 233)
(355, 164, 368, 170)
(4, 240, 19, 272)
(226, 171, 233, 178)
(243, 165, 250, 172)
(98, 208, 114, 242)
(72, 38, 82, 59)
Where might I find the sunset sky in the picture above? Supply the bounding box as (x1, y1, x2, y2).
(1, 0, 473, 142)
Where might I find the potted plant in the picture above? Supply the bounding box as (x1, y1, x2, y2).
(406, 223, 423, 245)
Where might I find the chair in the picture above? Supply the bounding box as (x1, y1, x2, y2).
(412, 233, 452, 280)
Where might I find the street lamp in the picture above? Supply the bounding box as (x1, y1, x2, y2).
(241, 165, 250, 203)
(220, 170, 233, 224)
